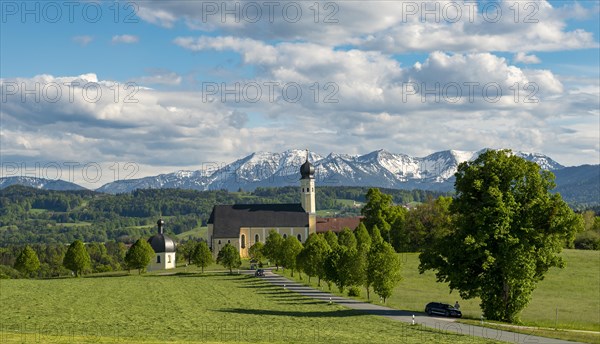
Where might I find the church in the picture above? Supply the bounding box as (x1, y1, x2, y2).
(208, 153, 317, 258)
(146, 219, 177, 271)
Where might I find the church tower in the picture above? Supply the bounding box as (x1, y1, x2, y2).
(300, 150, 316, 214)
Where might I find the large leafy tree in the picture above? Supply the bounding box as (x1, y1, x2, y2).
(263, 230, 284, 270)
(217, 243, 241, 274)
(14, 245, 40, 277)
(125, 239, 155, 274)
(419, 150, 583, 322)
(192, 241, 213, 273)
(63, 240, 91, 277)
(281, 236, 303, 277)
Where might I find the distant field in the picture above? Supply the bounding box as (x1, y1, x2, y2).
(278, 249, 600, 332)
(177, 226, 208, 240)
(0, 271, 505, 344)
(29, 208, 49, 214)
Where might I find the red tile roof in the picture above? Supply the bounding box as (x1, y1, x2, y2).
(316, 216, 364, 233)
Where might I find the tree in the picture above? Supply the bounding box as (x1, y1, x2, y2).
(389, 206, 408, 251)
(370, 225, 384, 247)
(362, 188, 395, 242)
(217, 243, 241, 274)
(297, 233, 330, 285)
(323, 230, 339, 250)
(263, 230, 284, 270)
(178, 239, 199, 265)
(369, 241, 402, 303)
(14, 246, 40, 277)
(397, 196, 452, 252)
(63, 240, 91, 277)
(323, 247, 340, 291)
(354, 223, 371, 249)
(354, 223, 372, 299)
(282, 236, 303, 277)
(335, 246, 362, 293)
(125, 239, 155, 274)
(192, 241, 213, 273)
(248, 242, 265, 264)
(337, 228, 357, 249)
(419, 150, 583, 322)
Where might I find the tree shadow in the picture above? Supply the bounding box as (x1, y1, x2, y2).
(216, 308, 366, 318)
(83, 273, 131, 279)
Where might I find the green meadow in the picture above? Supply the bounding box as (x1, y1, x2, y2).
(278, 249, 600, 332)
(0, 272, 504, 344)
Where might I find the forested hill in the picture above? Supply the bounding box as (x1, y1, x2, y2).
(0, 185, 444, 246)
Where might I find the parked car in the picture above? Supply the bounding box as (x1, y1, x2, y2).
(424, 302, 462, 318)
(254, 269, 265, 277)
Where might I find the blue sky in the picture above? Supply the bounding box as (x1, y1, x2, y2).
(1, 0, 599, 188)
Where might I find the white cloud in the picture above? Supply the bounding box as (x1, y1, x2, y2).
(514, 52, 541, 64)
(141, 0, 597, 53)
(73, 35, 93, 46)
(1, 42, 597, 186)
(111, 35, 139, 44)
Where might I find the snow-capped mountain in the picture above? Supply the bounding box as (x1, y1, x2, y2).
(96, 149, 566, 194)
(0, 176, 87, 191)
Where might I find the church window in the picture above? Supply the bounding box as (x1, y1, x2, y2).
(168, 255, 171, 263)
(156, 255, 161, 263)
(228, 240, 231, 244)
(283, 234, 287, 239)
(255, 234, 260, 243)
(297, 234, 302, 241)
(241, 234, 246, 249)
(218, 240, 221, 245)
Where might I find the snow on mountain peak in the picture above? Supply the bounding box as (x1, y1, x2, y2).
(95, 149, 564, 193)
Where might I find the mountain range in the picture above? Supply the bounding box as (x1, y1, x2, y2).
(1, 149, 597, 206)
(92, 149, 570, 193)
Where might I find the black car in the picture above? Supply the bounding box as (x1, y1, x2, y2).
(425, 302, 462, 318)
(254, 269, 265, 277)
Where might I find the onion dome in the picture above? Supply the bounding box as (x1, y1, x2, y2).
(300, 156, 315, 179)
(147, 218, 176, 253)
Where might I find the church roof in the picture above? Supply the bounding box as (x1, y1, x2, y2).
(147, 218, 176, 253)
(147, 233, 177, 253)
(300, 159, 315, 179)
(316, 216, 364, 233)
(208, 203, 309, 238)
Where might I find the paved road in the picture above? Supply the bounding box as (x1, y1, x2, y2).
(253, 270, 582, 344)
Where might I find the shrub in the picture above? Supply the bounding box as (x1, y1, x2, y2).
(0, 265, 22, 279)
(574, 231, 600, 250)
(348, 286, 361, 297)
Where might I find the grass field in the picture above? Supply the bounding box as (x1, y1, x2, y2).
(177, 226, 208, 240)
(0, 271, 505, 344)
(277, 249, 600, 332)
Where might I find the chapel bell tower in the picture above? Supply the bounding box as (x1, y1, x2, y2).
(300, 150, 316, 214)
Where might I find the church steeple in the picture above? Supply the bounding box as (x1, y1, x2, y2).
(300, 149, 316, 214)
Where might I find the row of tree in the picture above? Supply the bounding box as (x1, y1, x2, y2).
(244, 226, 402, 302)
(1, 241, 128, 278)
